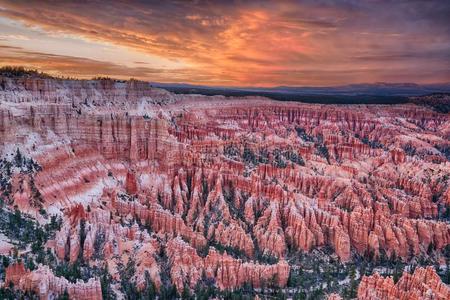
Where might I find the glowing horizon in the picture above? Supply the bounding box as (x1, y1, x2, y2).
(0, 0, 449, 87)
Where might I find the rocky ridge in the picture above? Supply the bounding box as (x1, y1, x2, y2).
(0, 76, 449, 298)
(358, 267, 450, 299)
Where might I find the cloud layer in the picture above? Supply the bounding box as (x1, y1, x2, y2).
(0, 0, 449, 86)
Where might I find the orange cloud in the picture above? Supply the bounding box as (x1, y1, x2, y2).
(0, 0, 448, 86)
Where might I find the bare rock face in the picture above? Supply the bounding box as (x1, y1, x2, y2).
(5, 262, 102, 300)
(358, 267, 450, 300)
(0, 76, 449, 297)
(327, 293, 343, 300)
(125, 171, 138, 195)
(166, 238, 289, 291)
(5, 262, 28, 286)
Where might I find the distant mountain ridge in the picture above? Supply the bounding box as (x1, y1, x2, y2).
(151, 82, 450, 105)
(1, 67, 448, 97)
(153, 82, 450, 97)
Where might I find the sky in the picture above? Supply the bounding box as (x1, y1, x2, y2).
(0, 0, 449, 87)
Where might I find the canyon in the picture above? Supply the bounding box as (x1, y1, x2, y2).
(358, 267, 450, 300)
(0, 75, 449, 299)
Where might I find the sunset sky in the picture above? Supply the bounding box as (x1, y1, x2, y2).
(0, 0, 449, 87)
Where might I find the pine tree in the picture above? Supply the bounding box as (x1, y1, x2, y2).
(14, 148, 22, 167)
(100, 266, 114, 299)
(143, 271, 156, 299)
(78, 218, 86, 262)
(393, 262, 403, 284)
(293, 291, 306, 300)
(58, 289, 69, 300)
(181, 284, 193, 299)
(348, 265, 358, 298)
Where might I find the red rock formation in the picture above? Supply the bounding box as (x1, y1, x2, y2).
(5, 262, 29, 286)
(0, 77, 449, 297)
(125, 171, 138, 195)
(327, 293, 343, 300)
(358, 267, 450, 300)
(5, 262, 102, 300)
(166, 238, 289, 292)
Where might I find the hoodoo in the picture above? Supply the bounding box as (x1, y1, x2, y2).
(0, 75, 449, 298)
